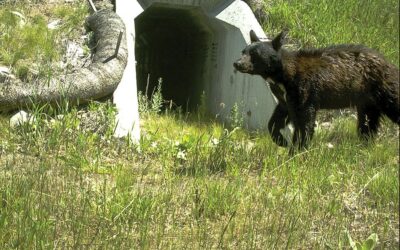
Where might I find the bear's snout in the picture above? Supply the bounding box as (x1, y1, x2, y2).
(233, 60, 247, 72)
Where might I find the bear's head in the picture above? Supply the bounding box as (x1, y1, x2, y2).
(234, 30, 287, 79)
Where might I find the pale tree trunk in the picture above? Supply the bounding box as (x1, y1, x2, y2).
(0, 9, 127, 113)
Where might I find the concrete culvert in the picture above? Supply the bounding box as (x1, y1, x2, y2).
(114, 0, 292, 144)
(135, 4, 214, 110)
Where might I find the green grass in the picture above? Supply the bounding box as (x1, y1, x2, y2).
(0, 1, 88, 80)
(0, 108, 398, 248)
(263, 0, 399, 66)
(0, 0, 399, 249)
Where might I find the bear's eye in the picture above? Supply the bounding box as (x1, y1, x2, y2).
(249, 50, 258, 58)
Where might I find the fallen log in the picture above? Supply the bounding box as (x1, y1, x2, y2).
(0, 9, 127, 113)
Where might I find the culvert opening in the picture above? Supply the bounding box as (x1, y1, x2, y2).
(135, 4, 214, 111)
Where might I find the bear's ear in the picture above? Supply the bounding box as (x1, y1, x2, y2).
(250, 30, 260, 43)
(272, 30, 288, 51)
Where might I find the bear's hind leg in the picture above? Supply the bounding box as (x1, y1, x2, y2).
(381, 99, 400, 125)
(357, 106, 381, 139)
(379, 80, 400, 124)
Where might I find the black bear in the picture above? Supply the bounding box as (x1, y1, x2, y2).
(234, 30, 399, 151)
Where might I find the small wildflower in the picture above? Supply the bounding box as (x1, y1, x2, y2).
(211, 138, 219, 146)
(327, 143, 334, 149)
(177, 150, 187, 160)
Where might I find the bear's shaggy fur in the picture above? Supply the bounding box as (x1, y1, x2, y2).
(234, 30, 399, 150)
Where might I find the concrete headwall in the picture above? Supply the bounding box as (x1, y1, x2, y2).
(114, 0, 283, 142)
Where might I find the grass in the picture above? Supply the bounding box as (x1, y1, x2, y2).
(0, 0, 399, 249)
(0, 0, 88, 80)
(0, 107, 398, 248)
(262, 0, 399, 66)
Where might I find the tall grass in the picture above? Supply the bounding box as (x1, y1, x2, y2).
(0, 106, 398, 248)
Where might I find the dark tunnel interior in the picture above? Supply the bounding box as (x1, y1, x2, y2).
(135, 5, 213, 111)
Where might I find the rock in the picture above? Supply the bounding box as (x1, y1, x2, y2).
(77, 109, 111, 135)
(64, 41, 85, 67)
(321, 122, 332, 129)
(48, 19, 62, 30)
(0, 66, 16, 82)
(10, 111, 36, 128)
(315, 121, 333, 131)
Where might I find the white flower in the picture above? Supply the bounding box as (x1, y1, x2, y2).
(211, 138, 219, 146)
(176, 150, 187, 160)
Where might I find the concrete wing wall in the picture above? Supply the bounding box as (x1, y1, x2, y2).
(113, 1, 144, 142)
(209, 0, 278, 130)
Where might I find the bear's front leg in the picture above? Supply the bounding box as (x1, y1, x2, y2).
(268, 103, 290, 147)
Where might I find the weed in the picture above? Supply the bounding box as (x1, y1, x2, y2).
(138, 77, 164, 115)
(347, 230, 379, 250)
(228, 102, 244, 129)
(196, 91, 208, 121)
